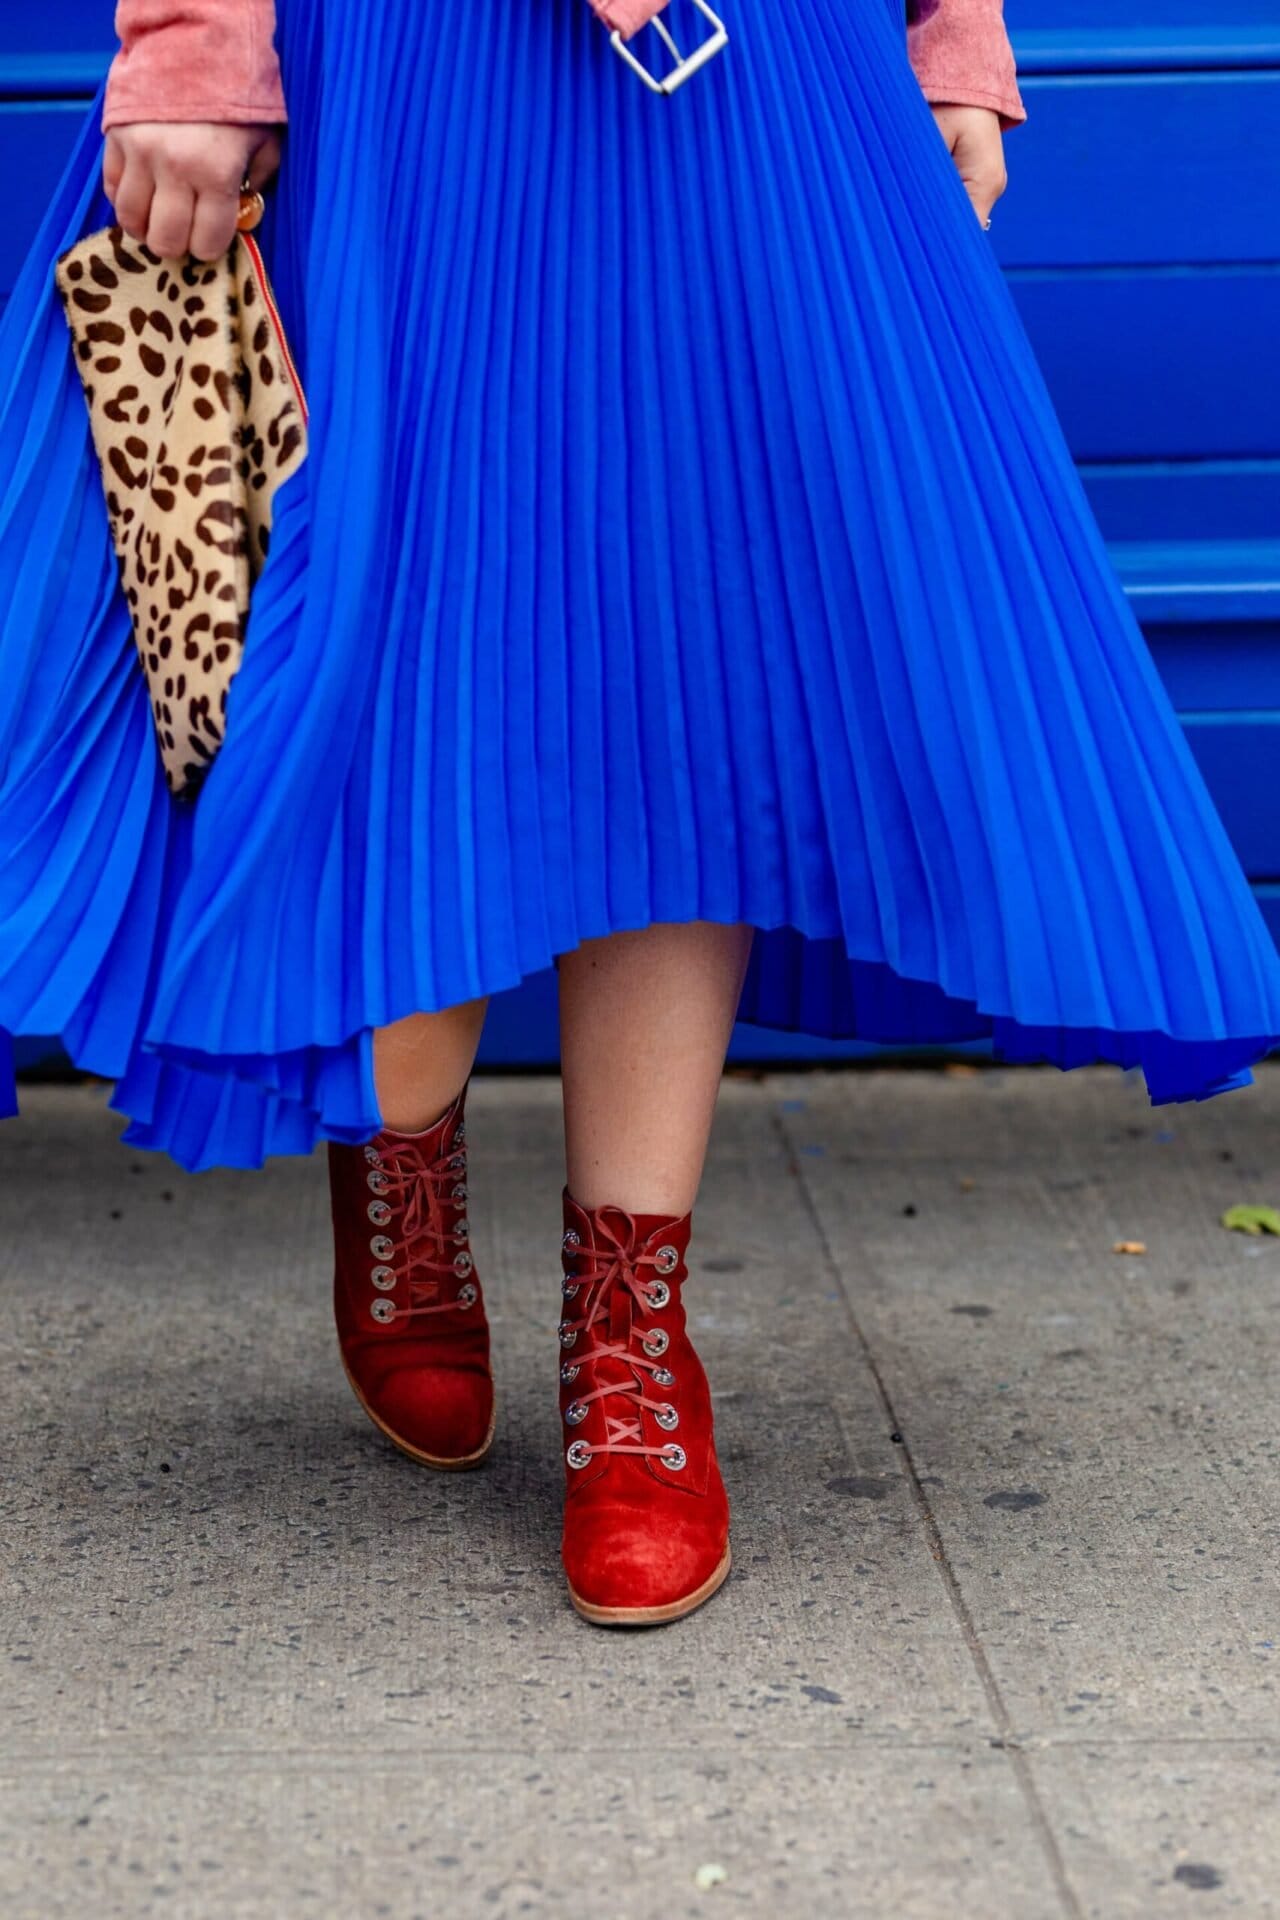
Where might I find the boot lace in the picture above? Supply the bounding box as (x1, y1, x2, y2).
(364, 1133, 477, 1326)
(559, 1222, 686, 1471)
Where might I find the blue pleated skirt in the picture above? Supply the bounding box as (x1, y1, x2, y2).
(1, 0, 1278, 1170)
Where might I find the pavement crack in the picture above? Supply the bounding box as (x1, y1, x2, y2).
(774, 1103, 1087, 1920)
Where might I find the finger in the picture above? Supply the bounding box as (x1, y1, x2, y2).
(102, 131, 124, 204)
(188, 181, 243, 263)
(976, 157, 1009, 217)
(147, 177, 198, 260)
(245, 132, 283, 192)
(963, 179, 1000, 224)
(960, 180, 985, 225)
(971, 166, 1008, 223)
(111, 152, 156, 245)
(951, 146, 1007, 225)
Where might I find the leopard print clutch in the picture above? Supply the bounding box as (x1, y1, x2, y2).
(53, 200, 307, 798)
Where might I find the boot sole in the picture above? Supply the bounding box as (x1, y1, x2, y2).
(568, 1541, 732, 1627)
(339, 1351, 497, 1471)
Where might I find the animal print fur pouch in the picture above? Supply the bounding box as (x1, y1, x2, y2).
(53, 185, 307, 798)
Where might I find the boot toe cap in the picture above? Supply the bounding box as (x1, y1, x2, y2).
(353, 1357, 495, 1466)
(563, 1504, 729, 1619)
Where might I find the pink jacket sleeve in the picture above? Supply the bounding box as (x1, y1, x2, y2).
(99, 0, 1022, 136)
(101, 0, 288, 131)
(906, 0, 1027, 130)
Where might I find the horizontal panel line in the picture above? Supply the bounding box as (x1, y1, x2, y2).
(1018, 56, 1280, 76)
(0, 92, 96, 108)
(1078, 459, 1280, 476)
(0, 51, 106, 94)
(1012, 28, 1280, 74)
(1128, 586, 1280, 602)
(1020, 66, 1280, 86)
(1179, 710, 1280, 725)
(1003, 265, 1280, 283)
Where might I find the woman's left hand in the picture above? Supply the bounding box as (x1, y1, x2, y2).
(929, 103, 1008, 227)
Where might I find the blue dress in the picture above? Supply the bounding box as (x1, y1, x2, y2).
(1, 0, 1278, 1171)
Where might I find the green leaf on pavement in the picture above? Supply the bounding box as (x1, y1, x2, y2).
(1221, 1204, 1280, 1236)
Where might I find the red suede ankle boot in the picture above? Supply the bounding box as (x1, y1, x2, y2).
(330, 1085, 495, 1469)
(557, 1191, 731, 1625)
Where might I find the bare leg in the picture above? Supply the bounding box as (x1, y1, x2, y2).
(558, 922, 754, 1216)
(373, 999, 489, 1133)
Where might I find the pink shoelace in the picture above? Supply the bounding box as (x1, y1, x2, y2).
(559, 1222, 687, 1470)
(364, 1133, 477, 1326)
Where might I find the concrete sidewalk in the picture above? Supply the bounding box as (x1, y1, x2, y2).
(2, 1064, 1278, 1918)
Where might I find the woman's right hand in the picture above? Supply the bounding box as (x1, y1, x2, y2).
(102, 121, 282, 263)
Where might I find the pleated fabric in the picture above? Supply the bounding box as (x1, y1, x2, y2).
(1, 0, 1278, 1171)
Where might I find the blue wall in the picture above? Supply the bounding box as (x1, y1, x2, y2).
(5, 3, 1277, 1064)
(995, 1, 1280, 989)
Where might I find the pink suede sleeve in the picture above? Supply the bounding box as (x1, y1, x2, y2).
(587, 0, 669, 32)
(98, 0, 1021, 136)
(101, 0, 288, 131)
(907, 0, 1027, 130)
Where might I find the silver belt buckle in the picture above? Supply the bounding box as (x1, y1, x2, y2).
(610, 0, 728, 93)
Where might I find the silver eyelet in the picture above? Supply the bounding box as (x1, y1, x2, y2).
(453, 1220, 470, 1244)
(560, 1362, 580, 1385)
(566, 1439, 592, 1470)
(659, 1443, 687, 1471)
(370, 1298, 396, 1324)
(559, 1326, 578, 1349)
(366, 1169, 389, 1195)
(367, 1199, 392, 1227)
(363, 1146, 383, 1166)
(371, 1265, 395, 1291)
(565, 1400, 588, 1426)
(562, 1228, 581, 1250)
(652, 1365, 676, 1388)
(646, 1279, 671, 1310)
(370, 1235, 394, 1261)
(454, 1122, 466, 1144)
(653, 1244, 679, 1275)
(453, 1250, 473, 1276)
(449, 1152, 465, 1172)
(654, 1403, 679, 1432)
(642, 1327, 669, 1358)
(452, 1182, 468, 1203)
(561, 1280, 580, 1299)
(456, 1281, 478, 1309)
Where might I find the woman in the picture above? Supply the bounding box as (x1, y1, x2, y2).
(0, 0, 1276, 1627)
